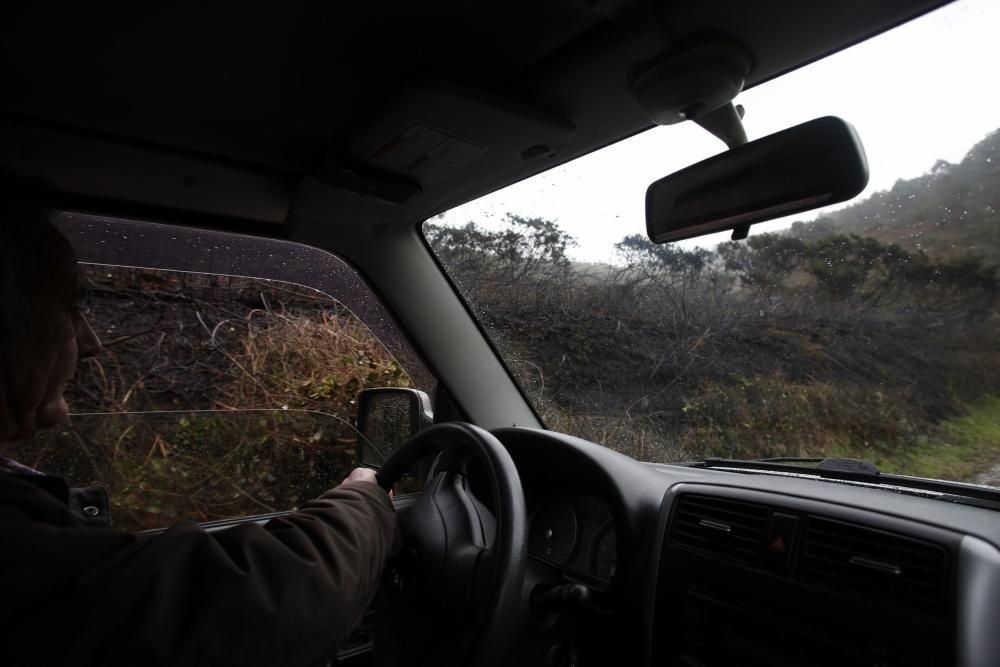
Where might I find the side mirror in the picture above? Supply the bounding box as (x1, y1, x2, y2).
(646, 116, 869, 243)
(356, 388, 433, 467)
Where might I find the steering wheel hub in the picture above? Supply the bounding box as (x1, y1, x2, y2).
(373, 423, 527, 667)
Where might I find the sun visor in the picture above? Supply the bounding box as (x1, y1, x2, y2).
(0, 118, 291, 225)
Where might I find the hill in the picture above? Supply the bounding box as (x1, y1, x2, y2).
(788, 128, 1000, 265)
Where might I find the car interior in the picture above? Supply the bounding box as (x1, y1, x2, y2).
(3, 1, 999, 665)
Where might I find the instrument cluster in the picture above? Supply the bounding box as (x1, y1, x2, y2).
(528, 494, 617, 582)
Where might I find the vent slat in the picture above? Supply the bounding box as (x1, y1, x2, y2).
(804, 543, 942, 574)
(799, 516, 947, 615)
(669, 495, 768, 567)
(668, 495, 949, 618)
(672, 527, 760, 546)
(805, 529, 943, 562)
(680, 500, 769, 524)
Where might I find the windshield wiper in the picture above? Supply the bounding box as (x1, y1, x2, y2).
(702, 457, 881, 481)
(696, 457, 1000, 508)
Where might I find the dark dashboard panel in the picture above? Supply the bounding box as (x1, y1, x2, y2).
(495, 427, 667, 667)
(492, 427, 1000, 667)
(655, 485, 959, 666)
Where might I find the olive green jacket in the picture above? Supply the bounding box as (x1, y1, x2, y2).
(0, 470, 397, 666)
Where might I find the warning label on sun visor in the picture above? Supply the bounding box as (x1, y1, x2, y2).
(365, 122, 486, 185)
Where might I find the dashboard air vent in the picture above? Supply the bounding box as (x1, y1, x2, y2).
(669, 494, 770, 567)
(799, 516, 948, 614)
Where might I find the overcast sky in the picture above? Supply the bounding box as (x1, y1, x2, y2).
(438, 0, 1000, 264)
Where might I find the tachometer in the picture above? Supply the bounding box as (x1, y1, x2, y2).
(590, 522, 617, 580)
(528, 498, 579, 564)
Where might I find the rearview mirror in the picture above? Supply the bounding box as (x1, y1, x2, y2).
(356, 388, 433, 467)
(646, 116, 868, 243)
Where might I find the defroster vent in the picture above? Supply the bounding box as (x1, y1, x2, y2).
(799, 516, 948, 615)
(669, 495, 770, 567)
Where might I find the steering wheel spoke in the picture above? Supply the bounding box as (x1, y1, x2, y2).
(373, 423, 526, 667)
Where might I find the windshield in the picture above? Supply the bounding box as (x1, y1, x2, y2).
(424, 0, 1000, 485)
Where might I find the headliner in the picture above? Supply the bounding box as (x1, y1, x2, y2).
(1, 0, 950, 231)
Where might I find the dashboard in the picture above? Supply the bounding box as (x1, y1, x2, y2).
(492, 426, 1000, 667)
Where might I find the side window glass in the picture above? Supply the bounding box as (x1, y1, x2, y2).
(18, 215, 433, 531)
(70, 266, 413, 417)
(24, 411, 357, 532)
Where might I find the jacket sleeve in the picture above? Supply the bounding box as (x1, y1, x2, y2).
(0, 478, 397, 666)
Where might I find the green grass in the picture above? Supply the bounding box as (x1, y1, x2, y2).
(849, 396, 1000, 484)
(547, 378, 1000, 489)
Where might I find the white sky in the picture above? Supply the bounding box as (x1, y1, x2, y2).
(438, 0, 1000, 264)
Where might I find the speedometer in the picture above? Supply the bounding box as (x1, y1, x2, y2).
(590, 522, 617, 580)
(528, 498, 579, 564)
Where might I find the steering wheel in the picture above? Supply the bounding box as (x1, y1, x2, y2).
(372, 423, 527, 667)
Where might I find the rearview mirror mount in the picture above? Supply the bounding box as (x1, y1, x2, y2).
(646, 116, 868, 244)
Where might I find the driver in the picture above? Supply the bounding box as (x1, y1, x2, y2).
(0, 171, 399, 666)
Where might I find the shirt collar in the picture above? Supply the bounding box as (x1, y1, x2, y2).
(0, 456, 44, 477)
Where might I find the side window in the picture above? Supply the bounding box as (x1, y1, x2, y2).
(28, 411, 357, 531)
(18, 215, 432, 531)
